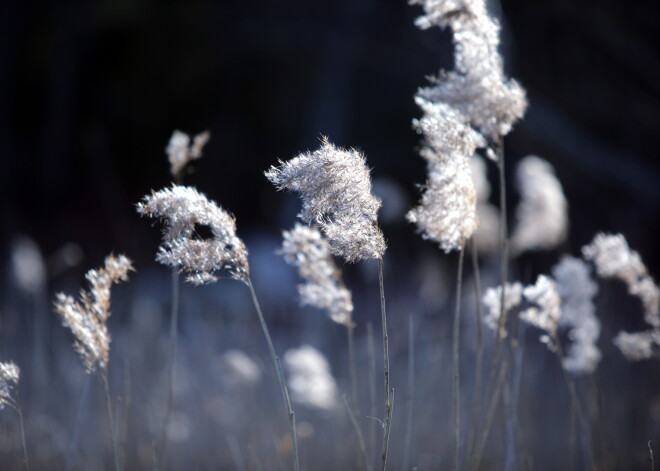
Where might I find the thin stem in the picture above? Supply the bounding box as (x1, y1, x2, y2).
(649, 441, 655, 471)
(164, 270, 180, 431)
(342, 394, 372, 471)
(66, 374, 91, 471)
(476, 138, 509, 467)
(470, 359, 509, 471)
(102, 370, 121, 471)
(16, 389, 29, 471)
(378, 258, 392, 471)
(402, 314, 415, 471)
(553, 335, 595, 470)
(505, 323, 526, 471)
(247, 278, 299, 471)
(467, 237, 484, 462)
(453, 246, 465, 471)
(347, 323, 359, 416)
(367, 322, 377, 463)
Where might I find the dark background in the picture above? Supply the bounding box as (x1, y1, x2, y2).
(1, 0, 659, 270)
(1, 0, 659, 469)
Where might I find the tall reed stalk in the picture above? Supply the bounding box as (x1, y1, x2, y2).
(247, 278, 299, 471)
(452, 246, 466, 471)
(466, 237, 484, 460)
(102, 370, 121, 471)
(378, 258, 393, 471)
(367, 322, 377, 463)
(157, 268, 180, 465)
(402, 314, 415, 471)
(15, 389, 29, 471)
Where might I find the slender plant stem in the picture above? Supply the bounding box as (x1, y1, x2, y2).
(470, 359, 509, 471)
(66, 374, 91, 471)
(649, 441, 655, 471)
(378, 258, 392, 471)
(367, 322, 377, 463)
(247, 278, 299, 471)
(15, 389, 29, 471)
(102, 370, 121, 471)
(452, 246, 466, 471)
(343, 394, 372, 471)
(402, 314, 415, 471)
(347, 323, 359, 416)
(505, 323, 526, 471)
(475, 137, 510, 468)
(466, 237, 484, 463)
(552, 335, 595, 470)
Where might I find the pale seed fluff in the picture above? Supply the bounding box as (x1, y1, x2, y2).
(280, 224, 354, 327)
(407, 99, 484, 252)
(167, 130, 211, 178)
(137, 185, 249, 285)
(54, 254, 134, 373)
(284, 345, 338, 411)
(613, 331, 659, 361)
(552, 256, 601, 375)
(520, 275, 562, 341)
(511, 156, 568, 255)
(411, 0, 527, 140)
(0, 361, 20, 410)
(482, 282, 523, 334)
(582, 233, 659, 329)
(265, 136, 385, 262)
(583, 233, 660, 360)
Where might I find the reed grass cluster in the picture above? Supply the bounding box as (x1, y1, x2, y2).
(1, 0, 658, 470)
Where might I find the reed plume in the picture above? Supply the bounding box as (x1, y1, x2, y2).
(583, 233, 660, 360)
(280, 224, 353, 327)
(511, 156, 568, 254)
(137, 185, 249, 285)
(167, 130, 211, 179)
(265, 136, 386, 262)
(54, 254, 134, 373)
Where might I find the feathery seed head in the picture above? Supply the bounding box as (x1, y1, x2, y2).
(167, 130, 211, 178)
(54, 254, 134, 373)
(583, 233, 659, 328)
(520, 275, 562, 341)
(280, 224, 354, 327)
(552, 256, 601, 375)
(284, 345, 339, 411)
(613, 331, 659, 361)
(407, 99, 483, 252)
(511, 156, 568, 254)
(137, 185, 249, 284)
(482, 282, 522, 335)
(412, 0, 527, 140)
(265, 137, 386, 262)
(0, 361, 20, 410)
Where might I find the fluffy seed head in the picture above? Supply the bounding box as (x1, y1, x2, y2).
(137, 185, 249, 284)
(280, 224, 353, 327)
(0, 361, 20, 410)
(265, 137, 386, 262)
(411, 0, 527, 140)
(520, 275, 562, 342)
(167, 130, 211, 178)
(54, 254, 134, 373)
(284, 345, 339, 411)
(552, 256, 601, 375)
(583, 233, 659, 328)
(511, 156, 568, 254)
(613, 331, 659, 361)
(407, 99, 484, 252)
(482, 282, 523, 335)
